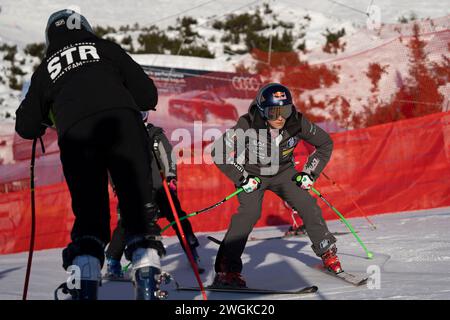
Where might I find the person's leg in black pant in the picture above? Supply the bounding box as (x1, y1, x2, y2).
(103, 109, 166, 299)
(105, 212, 127, 278)
(60, 108, 161, 254)
(60, 108, 165, 299)
(269, 167, 337, 256)
(59, 111, 116, 299)
(59, 114, 112, 272)
(106, 218, 127, 261)
(214, 182, 266, 274)
(155, 187, 199, 249)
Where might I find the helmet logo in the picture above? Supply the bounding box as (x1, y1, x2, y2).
(273, 91, 287, 101)
(55, 19, 66, 27)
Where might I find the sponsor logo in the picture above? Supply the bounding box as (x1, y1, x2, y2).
(273, 91, 287, 101)
(309, 124, 317, 135)
(282, 147, 294, 157)
(306, 158, 319, 172)
(319, 239, 330, 249)
(47, 43, 100, 82)
(232, 162, 245, 173)
(231, 76, 260, 91)
(55, 19, 66, 27)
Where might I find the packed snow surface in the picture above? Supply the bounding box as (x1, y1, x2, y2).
(1, 206, 449, 300)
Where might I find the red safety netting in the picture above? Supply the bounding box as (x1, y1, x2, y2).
(176, 111, 450, 230)
(0, 183, 119, 254)
(1, 111, 449, 254)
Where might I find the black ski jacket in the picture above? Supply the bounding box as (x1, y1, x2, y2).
(16, 24, 157, 139)
(109, 123, 176, 192)
(146, 123, 177, 190)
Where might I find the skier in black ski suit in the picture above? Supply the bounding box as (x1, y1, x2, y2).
(211, 83, 343, 288)
(105, 114, 204, 277)
(15, 9, 164, 300)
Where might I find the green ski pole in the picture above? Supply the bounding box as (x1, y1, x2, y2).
(123, 182, 256, 274)
(311, 187, 374, 259)
(161, 187, 244, 233)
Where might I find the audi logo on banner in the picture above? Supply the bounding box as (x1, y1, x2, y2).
(232, 76, 260, 91)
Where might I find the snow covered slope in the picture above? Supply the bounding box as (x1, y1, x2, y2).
(0, 0, 448, 45)
(1, 207, 449, 300)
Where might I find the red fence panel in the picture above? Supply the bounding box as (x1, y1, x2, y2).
(1, 112, 449, 254)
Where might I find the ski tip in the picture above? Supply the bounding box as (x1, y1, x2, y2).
(305, 285, 319, 293)
(177, 284, 319, 295)
(293, 285, 318, 294)
(357, 278, 369, 286)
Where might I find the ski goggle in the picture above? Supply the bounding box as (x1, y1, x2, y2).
(265, 105, 293, 120)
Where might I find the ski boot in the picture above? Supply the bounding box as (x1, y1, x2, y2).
(190, 247, 205, 274)
(321, 245, 343, 274)
(212, 272, 247, 289)
(154, 271, 172, 299)
(132, 248, 168, 300)
(134, 266, 169, 300)
(104, 258, 123, 280)
(54, 255, 102, 300)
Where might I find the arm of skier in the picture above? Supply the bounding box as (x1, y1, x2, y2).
(297, 115, 334, 180)
(156, 132, 178, 190)
(15, 66, 51, 139)
(117, 45, 158, 111)
(211, 117, 260, 192)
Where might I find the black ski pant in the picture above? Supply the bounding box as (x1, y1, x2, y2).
(106, 187, 199, 261)
(215, 166, 337, 273)
(59, 108, 160, 268)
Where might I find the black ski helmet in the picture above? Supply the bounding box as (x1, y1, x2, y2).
(255, 83, 293, 120)
(45, 9, 94, 48)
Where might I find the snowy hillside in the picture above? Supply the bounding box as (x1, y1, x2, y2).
(1, 0, 449, 45)
(302, 23, 450, 115)
(0, 1, 449, 129)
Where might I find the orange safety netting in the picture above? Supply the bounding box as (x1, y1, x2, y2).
(1, 111, 449, 254)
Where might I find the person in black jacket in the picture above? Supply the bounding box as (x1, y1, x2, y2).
(105, 114, 204, 278)
(15, 9, 164, 300)
(211, 83, 342, 288)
